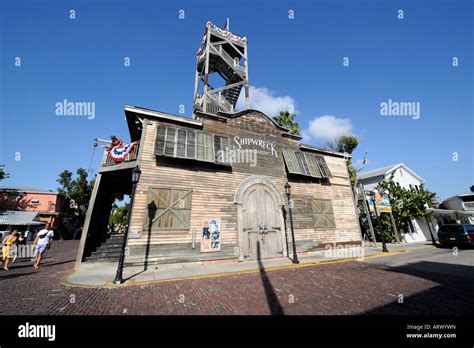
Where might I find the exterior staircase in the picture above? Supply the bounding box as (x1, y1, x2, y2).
(84, 233, 124, 263)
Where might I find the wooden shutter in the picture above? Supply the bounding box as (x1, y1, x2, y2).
(311, 199, 336, 228)
(155, 126, 167, 155)
(204, 133, 214, 161)
(176, 129, 187, 158)
(147, 188, 192, 230)
(186, 130, 196, 159)
(304, 153, 322, 178)
(196, 132, 205, 160)
(315, 155, 332, 178)
(164, 127, 176, 157)
(295, 151, 311, 176)
(214, 135, 230, 164)
(282, 149, 302, 174)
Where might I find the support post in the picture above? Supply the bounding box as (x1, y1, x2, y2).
(389, 211, 401, 243)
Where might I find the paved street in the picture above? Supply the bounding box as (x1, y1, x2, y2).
(1, 240, 473, 315)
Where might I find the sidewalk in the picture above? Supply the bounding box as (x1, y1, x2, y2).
(64, 241, 435, 287)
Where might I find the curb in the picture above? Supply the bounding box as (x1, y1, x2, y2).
(61, 248, 419, 289)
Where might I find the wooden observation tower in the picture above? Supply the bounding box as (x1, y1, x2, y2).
(193, 20, 249, 116)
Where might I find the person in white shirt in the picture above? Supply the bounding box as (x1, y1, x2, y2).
(32, 223, 54, 269)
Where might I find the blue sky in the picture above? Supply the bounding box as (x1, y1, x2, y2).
(0, 0, 472, 200)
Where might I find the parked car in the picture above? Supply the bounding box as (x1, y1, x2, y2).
(437, 224, 474, 248)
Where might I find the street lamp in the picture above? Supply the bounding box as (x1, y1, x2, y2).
(284, 182, 299, 264)
(369, 189, 389, 253)
(113, 166, 141, 284)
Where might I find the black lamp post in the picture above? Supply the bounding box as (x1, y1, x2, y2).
(284, 182, 299, 264)
(113, 166, 141, 284)
(370, 189, 388, 253)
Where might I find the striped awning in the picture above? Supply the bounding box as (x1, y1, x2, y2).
(0, 211, 45, 226)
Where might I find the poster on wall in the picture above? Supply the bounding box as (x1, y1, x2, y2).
(200, 219, 221, 252)
(366, 192, 392, 213)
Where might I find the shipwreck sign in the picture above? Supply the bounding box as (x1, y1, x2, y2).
(233, 136, 278, 158)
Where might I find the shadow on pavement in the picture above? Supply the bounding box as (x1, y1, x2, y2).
(257, 242, 284, 315)
(364, 261, 474, 315)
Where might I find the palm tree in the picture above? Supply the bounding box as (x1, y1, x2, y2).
(273, 111, 300, 135)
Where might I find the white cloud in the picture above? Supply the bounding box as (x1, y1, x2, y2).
(303, 115, 353, 144)
(236, 86, 296, 117)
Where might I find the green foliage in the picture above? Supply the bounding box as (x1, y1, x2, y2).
(57, 168, 94, 221)
(376, 174, 436, 234)
(0, 165, 9, 181)
(273, 111, 300, 135)
(336, 135, 359, 154)
(109, 204, 129, 227)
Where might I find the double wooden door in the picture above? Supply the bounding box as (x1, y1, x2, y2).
(242, 183, 283, 260)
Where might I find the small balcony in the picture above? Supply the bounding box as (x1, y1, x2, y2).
(101, 142, 139, 169)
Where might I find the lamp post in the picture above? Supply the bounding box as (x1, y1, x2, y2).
(113, 166, 141, 284)
(370, 189, 389, 252)
(284, 182, 299, 264)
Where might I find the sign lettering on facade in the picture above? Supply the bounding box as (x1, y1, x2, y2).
(233, 136, 278, 158)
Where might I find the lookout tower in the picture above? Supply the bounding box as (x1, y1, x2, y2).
(193, 20, 249, 116)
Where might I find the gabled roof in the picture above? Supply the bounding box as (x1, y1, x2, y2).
(358, 163, 425, 182)
(0, 211, 45, 226)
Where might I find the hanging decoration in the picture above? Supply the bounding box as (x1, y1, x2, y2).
(109, 142, 136, 163)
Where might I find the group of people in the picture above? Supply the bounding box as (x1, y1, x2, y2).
(1, 223, 55, 271)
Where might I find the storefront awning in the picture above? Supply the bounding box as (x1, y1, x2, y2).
(0, 210, 45, 226)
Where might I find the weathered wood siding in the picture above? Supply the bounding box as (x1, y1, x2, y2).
(126, 110, 361, 262)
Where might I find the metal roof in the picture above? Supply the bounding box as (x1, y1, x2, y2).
(0, 186, 58, 194)
(0, 211, 45, 226)
(357, 163, 425, 182)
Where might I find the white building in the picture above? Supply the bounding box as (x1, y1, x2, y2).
(357, 163, 435, 242)
(439, 193, 474, 224)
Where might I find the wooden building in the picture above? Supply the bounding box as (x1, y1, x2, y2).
(76, 21, 361, 267)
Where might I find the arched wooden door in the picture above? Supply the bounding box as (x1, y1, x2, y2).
(242, 183, 284, 259)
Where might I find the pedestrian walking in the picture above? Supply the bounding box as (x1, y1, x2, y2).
(1, 231, 19, 271)
(32, 224, 54, 269)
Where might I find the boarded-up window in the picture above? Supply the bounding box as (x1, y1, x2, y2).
(311, 199, 336, 228)
(146, 188, 192, 230)
(314, 155, 332, 178)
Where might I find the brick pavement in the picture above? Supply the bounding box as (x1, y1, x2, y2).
(1, 240, 473, 315)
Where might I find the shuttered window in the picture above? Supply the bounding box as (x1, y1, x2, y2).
(164, 127, 176, 156)
(295, 151, 311, 176)
(146, 188, 192, 230)
(196, 132, 214, 162)
(314, 155, 332, 178)
(304, 153, 322, 178)
(311, 199, 336, 228)
(282, 149, 331, 179)
(155, 126, 228, 165)
(215, 135, 230, 164)
(186, 131, 196, 159)
(155, 126, 167, 155)
(176, 129, 187, 158)
(282, 149, 301, 174)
